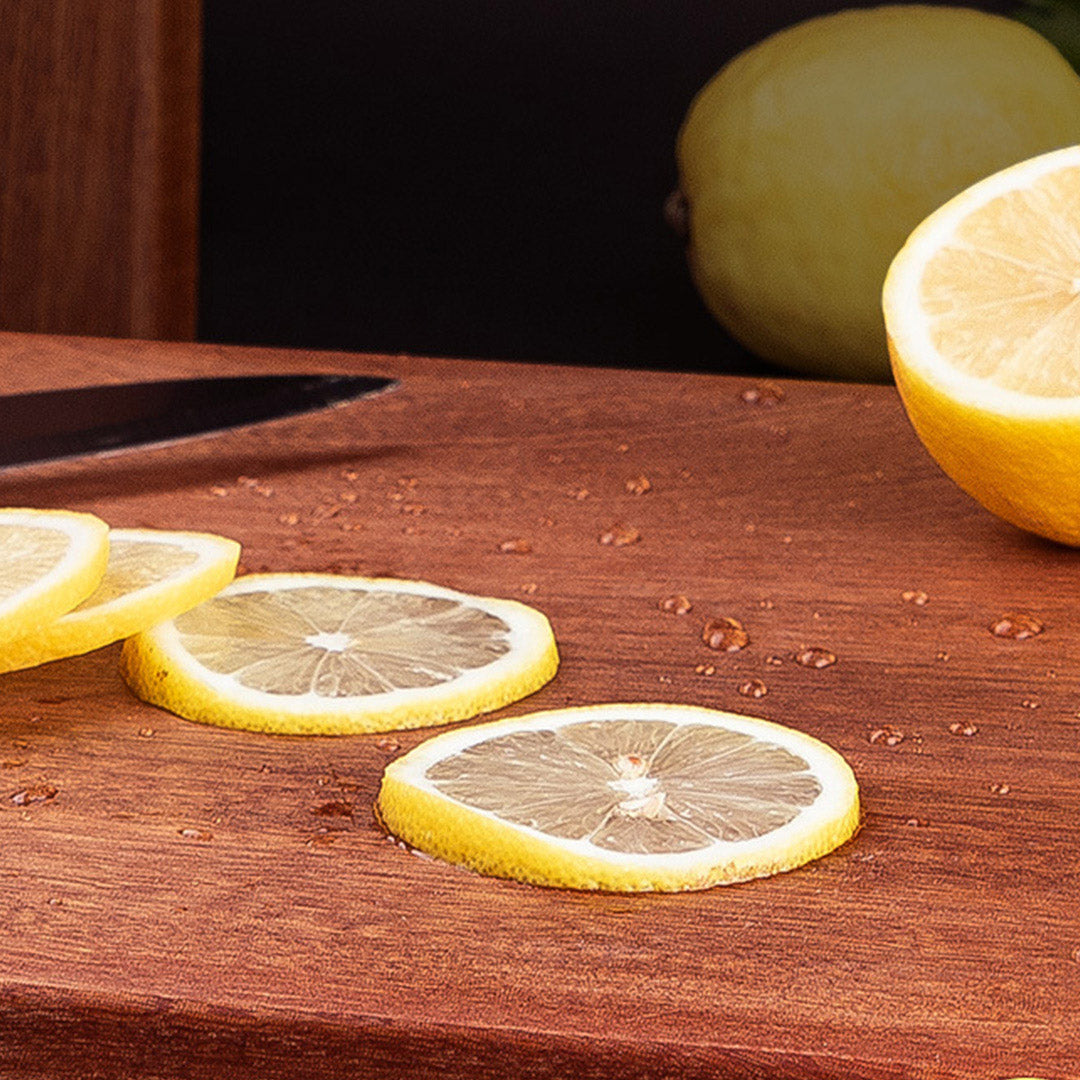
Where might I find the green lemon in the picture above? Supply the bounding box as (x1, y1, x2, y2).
(675, 5, 1080, 380)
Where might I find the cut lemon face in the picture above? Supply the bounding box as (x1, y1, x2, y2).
(119, 573, 559, 735)
(0, 528, 240, 674)
(884, 144, 1080, 543)
(377, 703, 859, 892)
(0, 508, 109, 645)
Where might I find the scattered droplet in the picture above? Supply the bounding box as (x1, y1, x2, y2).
(901, 590, 929, 606)
(616, 443, 629, 453)
(694, 664, 716, 676)
(278, 512, 299, 526)
(138, 727, 155, 738)
(904, 817, 929, 827)
(376, 737, 401, 752)
(781, 535, 793, 545)
(759, 599, 774, 610)
(989, 782, 1011, 796)
(794, 647, 836, 669)
(569, 487, 590, 500)
(659, 594, 692, 615)
(11, 784, 57, 806)
(307, 832, 336, 848)
(949, 721, 978, 737)
(765, 655, 783, 666)
(869, 726, 904, 747)
(178, 828, 213, 841)
(599, 524, 641, 546)
(739, 383, 785, 406)
(341, 469, 360, 481)
(520, 582, 538, 595)
(625, 475, 652, 495)
(1021, 698, 1040, 710)
(209, 486, 228, 497)
(738, 678, 768, 699)
(936, 651, 950, 662)
(312, 800, 354, 818)
(657, 674, 672, 684)
(499, 538, 533, 555)
(990, 613, 1043, 639)
(702, 617, 750, 652)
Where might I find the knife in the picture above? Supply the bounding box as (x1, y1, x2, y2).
(0, 373, 397, 469)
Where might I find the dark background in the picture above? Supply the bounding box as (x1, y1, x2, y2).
(198, 0, 1015, 373)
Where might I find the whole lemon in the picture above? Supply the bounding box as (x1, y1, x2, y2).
(675, 5, 1080, 380)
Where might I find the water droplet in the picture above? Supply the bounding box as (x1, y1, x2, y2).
(702, 617, 749, 652)
(138, 727, 155, 737)
(936, 651, 950, 662)
(794, 647, 836, 669)
(599, 524, 641, 546)
(11, 784, 57, 806)
(1021, 698, 1040, 710)
(520, 582, 538, 595)
(694, 664, 716, 676)
(376, 737, 401, 752)
(499, 538, 533, 555)
(990, 613, 1043, 639)
(869, 726, 904, 747)
(178, 828, 213, 841)
(949, 721, 978, 737)
(306, 830, 337, 848)
(659, 594, 692, 615)
(901, 590, 929, 606)
(739, 383, 785, 406)
(312, 800, 354, 818)
(738, 678, 768, 699)
(904, 817, 929, 827)
(989, 782, 1011, 796)
(765, 655, 783, 666)
(616, 443, 629, 453)
(625, 475, 652, 495)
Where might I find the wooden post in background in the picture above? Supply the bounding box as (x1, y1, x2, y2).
(0, 1, 201, 341)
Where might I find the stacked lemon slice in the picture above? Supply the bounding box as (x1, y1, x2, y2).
(0, 508, 239, 670)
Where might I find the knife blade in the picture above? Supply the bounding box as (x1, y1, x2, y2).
(0, 373, 397, 469)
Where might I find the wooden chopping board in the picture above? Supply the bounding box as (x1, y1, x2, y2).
(0, 331, 1076, 1080)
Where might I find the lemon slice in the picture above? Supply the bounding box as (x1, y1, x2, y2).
(119, 573, 559, 735)
(377, 703, 859, 892)
(0, 508, 109, 645)
(0, 528, 240, 673)
(884, 143, 1080, 543)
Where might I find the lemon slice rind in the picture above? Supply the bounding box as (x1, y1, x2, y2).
(0, 508, 110, 646)
(0, 528, 240, 673)
(377, 703, 860, 893)
(120, 572, 560, 735)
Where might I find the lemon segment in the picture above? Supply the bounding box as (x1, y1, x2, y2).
(119, 573, 559, 735)
(884, 144, 1080, 544)
(677, 4, 1080, 380)
(0, 528, 240, 673)
(377, 704, 859, 892)
(0, 508, 110, 645)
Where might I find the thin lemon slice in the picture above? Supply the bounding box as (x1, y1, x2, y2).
(883, 143, 1080, 543)
(119, 573, 559, 735)
(0, 508, 109, 645)
(377, 703, 859, 892)
(0, 528, 240, 673)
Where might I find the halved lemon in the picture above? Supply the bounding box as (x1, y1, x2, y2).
(119, 573, 559, 735)
(884, 143, 1080, 544)
(0, 508, 109, 645)
(376, 703, 859, 892)
(0, 528, 240, 673)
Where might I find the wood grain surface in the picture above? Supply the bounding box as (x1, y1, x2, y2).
(0, 332, 1077, 1080)
(0, 2, 201, 340)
